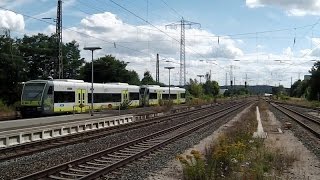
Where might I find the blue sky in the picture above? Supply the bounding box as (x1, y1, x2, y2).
(1, 0, 320, 87)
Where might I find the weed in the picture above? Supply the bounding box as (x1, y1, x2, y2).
(178, 103, 298, 179)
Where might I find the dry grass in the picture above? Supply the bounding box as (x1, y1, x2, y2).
(177, 102, 298, 179)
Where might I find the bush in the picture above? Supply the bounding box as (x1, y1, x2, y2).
(120, 99, 132, 110)
(0, 99, 13, 112)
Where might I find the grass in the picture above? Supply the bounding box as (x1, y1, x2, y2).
(276, 96, 320, 108)
(177, 101, 298, 179)
(0, 100, 14, 113)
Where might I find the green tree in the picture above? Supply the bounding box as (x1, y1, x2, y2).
(80, 55, 140, 84)
(18, 34, 83, 80)
(63, 40, 84, 79)
(18, 33, 56, 79)
(141, 71, 157, 85)
(309, 61, 320, 100)
(203, 80, 219, 97)
(0, 30, 26, 105)
(186, 78, 204, 98)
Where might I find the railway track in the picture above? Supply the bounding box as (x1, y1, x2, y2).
(0, 101, 238, 162)
(270, 102, 320, 138)
(17, 101, 250, 179)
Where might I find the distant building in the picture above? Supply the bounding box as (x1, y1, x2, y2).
(304, 75, 311, 81)
(219, 88, 228, 95)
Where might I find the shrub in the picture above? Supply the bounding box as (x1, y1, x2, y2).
(120, 99, 132, 110)
(0, 99, 13, 112)
(178, 101, 297, 179)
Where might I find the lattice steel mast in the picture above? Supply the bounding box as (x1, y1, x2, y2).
(56, 0, 63, 79)
(166, 18, 200, 86)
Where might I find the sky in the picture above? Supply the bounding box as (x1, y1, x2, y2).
(1, 0, 320, 88)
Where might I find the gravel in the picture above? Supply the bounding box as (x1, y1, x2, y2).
(269, 104, 320, 159)
(100, 105, 245, 180)
(0, 104, 232, 179)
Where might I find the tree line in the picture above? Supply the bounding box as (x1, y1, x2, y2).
(0, 31, 167, 105)
(289, 61, 320, 101)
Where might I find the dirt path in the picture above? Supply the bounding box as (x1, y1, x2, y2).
(263, 111, 320, 180)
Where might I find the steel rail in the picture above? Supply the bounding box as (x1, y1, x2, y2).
(17, 102, 251, 180)
(271, 102, 320, 138)
(0, 102, 235, 162)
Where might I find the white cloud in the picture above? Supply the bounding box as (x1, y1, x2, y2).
(40, 11, 314, 87)
(0, 10, 24, 31)
(246, 0, 320, 16)
(39, 12, 244, 85)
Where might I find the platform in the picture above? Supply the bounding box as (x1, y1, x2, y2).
(0, 113, 134, 148)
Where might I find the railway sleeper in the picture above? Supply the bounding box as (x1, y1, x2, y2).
(93, 158, 112, 163)
(86, 161, 107, 166)
(107, 153, 130, 159)
(78, 164, 102, 170)
(59, 171, 86, 177)
(113, 151, 135, 156)
(101, 156, 122, 161)
(119, 149, 141, 154)
(68, 168, 92, 173)
(49, 175, 73, 180)
(133, 144, 152, 148)
(127, 146, 147, 150)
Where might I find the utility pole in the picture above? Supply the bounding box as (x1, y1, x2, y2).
(156, 53, 159, 83)
(225, 72, 228, 86)
(245, 73, 248, 88)
(166, 18, 200, 86)
(56, 0, 63, 79)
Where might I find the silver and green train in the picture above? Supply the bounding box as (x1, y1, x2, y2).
(139, 85, 186, 106)
(20, 79, 140, 116)
(20, 79, 186, 116)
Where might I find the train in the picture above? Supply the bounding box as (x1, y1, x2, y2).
(20, 79, 186, 116)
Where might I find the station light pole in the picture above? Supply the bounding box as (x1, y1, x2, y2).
(197, 74, 204, 84)
(84, 47, 102, 116)
(164, 66, 175, 101)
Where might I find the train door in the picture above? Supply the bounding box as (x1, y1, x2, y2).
(121, 90, 129, 103)
(177, 92, 180, 104)
(157, 91, 161, 104)
(76, 89, 86, 113)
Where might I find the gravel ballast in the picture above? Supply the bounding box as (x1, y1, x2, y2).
(0, 103, 237, 179)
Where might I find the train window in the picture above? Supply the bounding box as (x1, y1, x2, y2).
(88, 93, 92, 103)
(112, 93, 121, 102)
(88, 93, 121, 103)
(180, 93, 185, 98)
(162, 94, 169, 100)
(22, 83, 45, 101)
(129, 92, 139, 100)
(47, 86, 53, 95)
(54, 91, 75, 103)
(171, 94, 177, 99)
(149, 93, 157, 99)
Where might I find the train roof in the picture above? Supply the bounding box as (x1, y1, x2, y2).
(144, 85, 185, 93)
(25, 79, 139, 90)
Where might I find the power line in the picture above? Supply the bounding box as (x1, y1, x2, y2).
(0, 6, 150, 56)
(160, 0, 183, 18)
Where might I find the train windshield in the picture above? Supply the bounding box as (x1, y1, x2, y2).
(22, 83, 46, 101)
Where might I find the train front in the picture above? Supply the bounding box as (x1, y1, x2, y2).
(20, 80, 52, 117)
